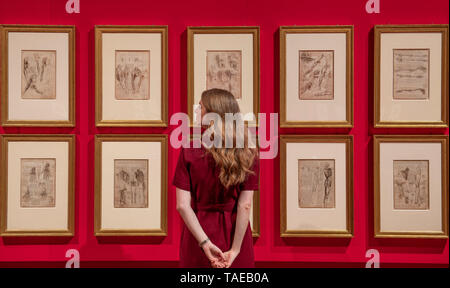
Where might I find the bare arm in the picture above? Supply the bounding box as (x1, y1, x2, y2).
(176, 187, 208, 244)
(223, 190, 253, 267)
(176, 187, 225, 267)
(231, 190, 253, 252)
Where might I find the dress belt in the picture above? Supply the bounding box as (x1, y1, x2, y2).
(194, 202, 235, 212)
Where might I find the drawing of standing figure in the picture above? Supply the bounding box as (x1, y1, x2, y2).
(119, 188, 127, 206)
(117, 169, 130, 205)
(413, 167, 422, 205)
(323, 164, 333, 206)
(115, 62, 126, 90)
(43, 162, 51, 180)
(26, 167, 38, 200)
(135, 168, 146, 205)
(130, 180, 137, 204)
(29, 167, 37, 183)
(131, 64, 145, 93)
(399, 167, 410, 204)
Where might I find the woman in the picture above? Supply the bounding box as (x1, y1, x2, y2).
(172, 88, 259, 268)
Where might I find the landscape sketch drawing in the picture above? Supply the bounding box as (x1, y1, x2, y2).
(393, 49, 429, 100)
(115, 50, 150, 100)
(20, 158, 56, 208)
(114, 159, 149, 208)
(206, 50, 242, 99)
(298, 159, 335, 208)
(21, 50, 56, 99)
(299, 50, 334, 100)
(393, 160, 429, 210)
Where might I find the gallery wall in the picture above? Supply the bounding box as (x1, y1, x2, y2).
(0, 0, 448, 267)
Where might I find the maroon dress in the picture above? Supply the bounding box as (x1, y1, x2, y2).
(172, 140, 259, 268)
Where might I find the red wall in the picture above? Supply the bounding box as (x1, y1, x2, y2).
(0, 0, 448, 267)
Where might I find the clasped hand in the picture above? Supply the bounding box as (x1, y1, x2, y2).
(201, 241, 239, 268)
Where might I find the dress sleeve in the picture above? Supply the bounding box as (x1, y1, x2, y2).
(239, 156, 260, 191)
(172, 147, 191, 191)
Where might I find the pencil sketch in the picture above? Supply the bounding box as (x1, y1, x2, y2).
(114, 159, 148, 208)
(393, 49, 429, 100)
(21, 50, 56, 99)
(393, 160, 429, 210)
(206, 50, 242, 99)
(115, 50, 150, 100)
(298, 159, 335, 208)
(299, 50, 334, 100)
(20, 158, 56, 208)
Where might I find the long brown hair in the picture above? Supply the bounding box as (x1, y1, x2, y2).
(200, 88, 258, 190)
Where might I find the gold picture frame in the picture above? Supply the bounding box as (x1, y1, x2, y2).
(95, 25, 168, 127)
(187, 26, 260, 126)
(0, 25, 75, 127)
(374, 25, 449, 128)
(251, 189, 260, 238)
(0, 134, 75, 236)
(94, 134, 168, 236)
(373, 135, 449, 238)
(280, 135, 353, 237)
(279, 26, 354, 128)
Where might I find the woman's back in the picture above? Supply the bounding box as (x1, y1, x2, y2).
(172, 139, 259, 267)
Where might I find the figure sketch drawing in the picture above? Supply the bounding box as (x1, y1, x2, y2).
(393, 160, 429, 210)
(21, 50, 56, 99)
(20, 158, 56, 208)
(206, 50, 242, 99)
(115, 50, 150, 100)
(298, 159, 335, 208)
(114, 159, 148, 208)
(299, 50, 334, 100)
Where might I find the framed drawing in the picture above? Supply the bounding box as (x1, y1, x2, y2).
(374, 135, 448, 238)
(280, 135, 353, 237)
(0, 135, 75, 236)
(374, 25, 449, 128)
(95, 134, 168, 236)
(187, 26, 260, 126)
(280, 26, 354, 128)
(0, 25, 75, 127)
(95, 25, 168, 127)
